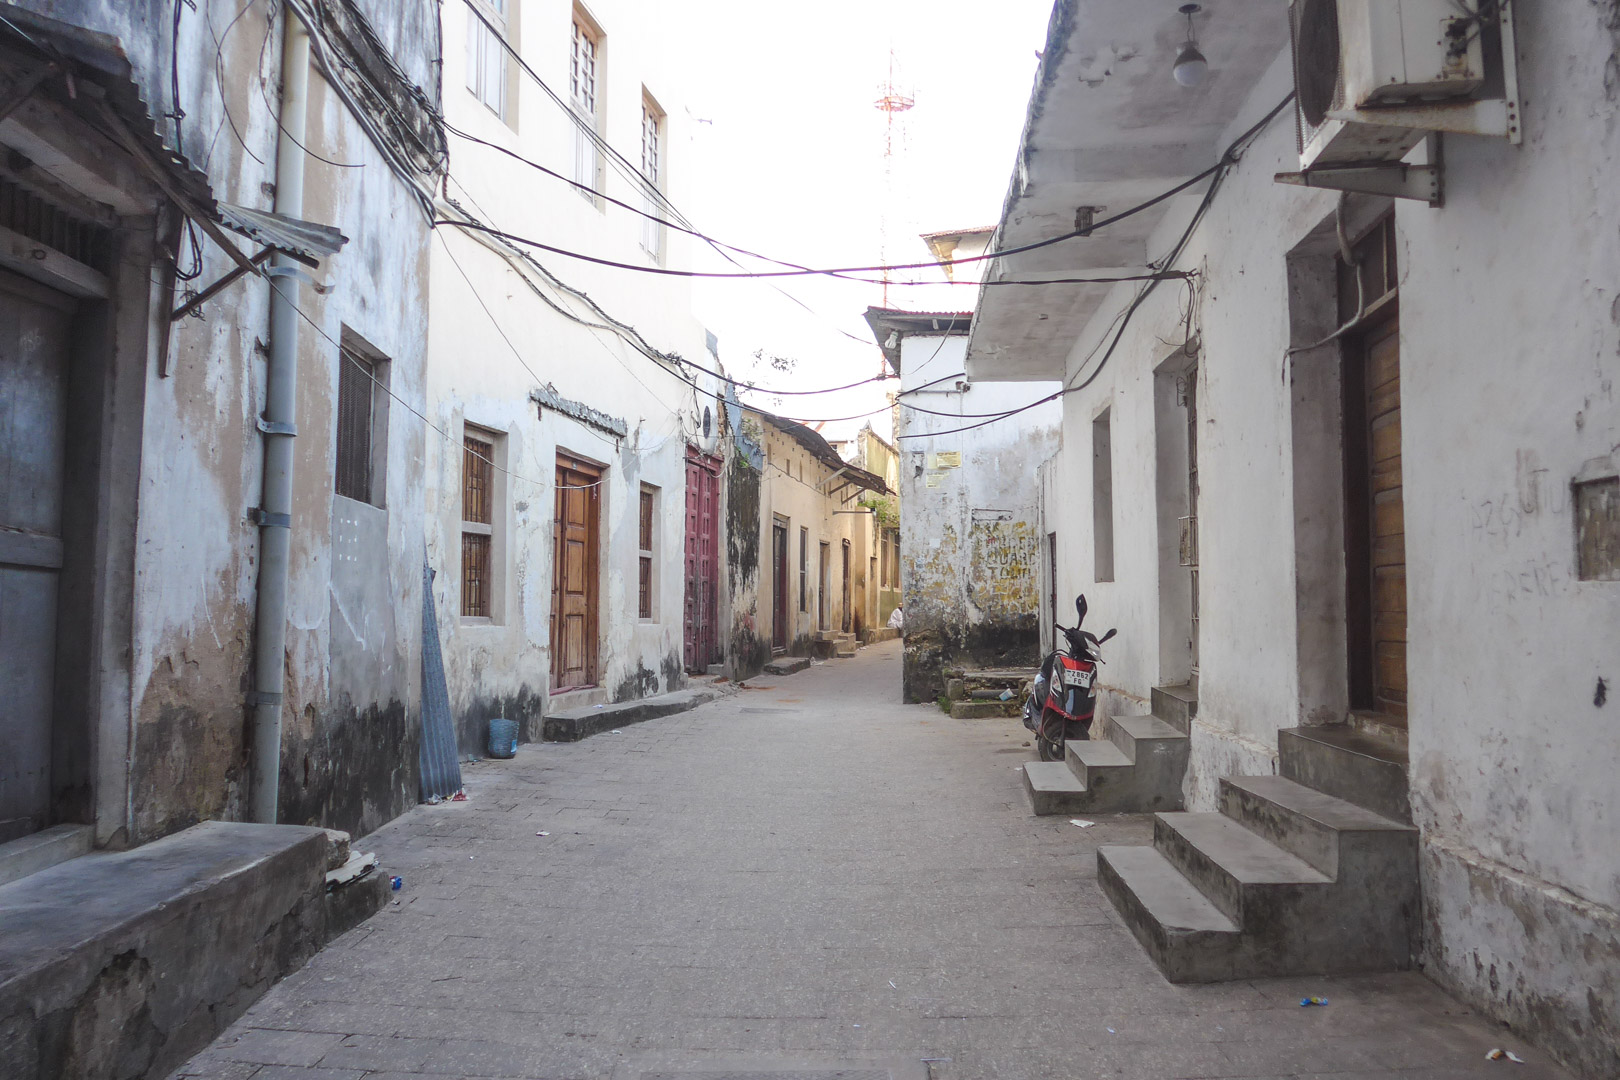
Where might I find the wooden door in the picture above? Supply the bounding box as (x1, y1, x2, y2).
(818, 543, 830, 630)
(551, 454, 601, 690)
(0, 272, 74, 841)
(841, 540, 851, 633)
(771, 522, 788, 650)
(683, 450, 720, 672)
(1344, 316, 1406, 723)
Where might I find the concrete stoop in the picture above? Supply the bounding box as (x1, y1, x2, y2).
(1022, 712, 1189, 814)
(1098, 725, 1418, 983)
(763, 656, 811, 676)
(0, 820, 381, 1080)
(542, 683, 734, 742)
(810, 632, 858, 660)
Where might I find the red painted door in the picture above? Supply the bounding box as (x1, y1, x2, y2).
(684, 449, 721, 672)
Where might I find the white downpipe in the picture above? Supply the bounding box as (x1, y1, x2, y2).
(249, 14, 310, 825)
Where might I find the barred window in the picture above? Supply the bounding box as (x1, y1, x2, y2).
(461, 432, 499, 619)
(570, 13, 602, 198)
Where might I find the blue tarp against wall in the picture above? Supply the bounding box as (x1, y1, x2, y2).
(418, 561, 463, 800)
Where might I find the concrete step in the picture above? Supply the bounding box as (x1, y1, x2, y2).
(1219, 774, 1415, 877)
(0, 824, 93, 887)
(1104, 712, 1185, 757)
(833, 645, 857, 659)
(543, 684, 732, 741)
(1064, 738, 1131, 786)
(1021, 761, 1091, 815)
(1279, 725, 1411, 823)
(1152, 812, 1332, 923)
(763, 656, 810, 676)
(1097, 845, 1241, 983)
(1150, 683, 1198, 733)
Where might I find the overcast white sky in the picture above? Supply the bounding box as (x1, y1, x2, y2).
(670, 0, 1056, 440)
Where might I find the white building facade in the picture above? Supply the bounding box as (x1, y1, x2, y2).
(967, 3, 1619, 1076)
(426, 0, 725, 752)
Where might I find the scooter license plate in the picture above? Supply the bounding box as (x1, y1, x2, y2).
(1063, 667, 1094, 689)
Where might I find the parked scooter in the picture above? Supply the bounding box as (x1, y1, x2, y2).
(1022, 594, 1116, 762)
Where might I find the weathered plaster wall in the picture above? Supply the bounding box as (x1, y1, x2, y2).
(1028, 8, 1620, 1073)
(722, 441, 768, 680)
(896, 334, 1060, 702)
(426, 0, 720, 753)
(122, 0, 436, 842)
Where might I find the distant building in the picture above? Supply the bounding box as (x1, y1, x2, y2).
(425, 0, 726, 749)
(722, 409, 889, 676)
(867, 300, 1060, 704)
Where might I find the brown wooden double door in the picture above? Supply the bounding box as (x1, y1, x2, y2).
(683, 449, 720, 673)
(1344, 315, 1407, 723)
(552, 453, 601, 691)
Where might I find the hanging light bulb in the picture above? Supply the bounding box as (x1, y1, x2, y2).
(1173, 4, 1209, 87)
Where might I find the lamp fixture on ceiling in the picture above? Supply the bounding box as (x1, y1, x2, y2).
(1172, 4, 1209, 88)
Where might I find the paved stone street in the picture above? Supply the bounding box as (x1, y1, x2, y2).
(171, 641, 1567, 1080)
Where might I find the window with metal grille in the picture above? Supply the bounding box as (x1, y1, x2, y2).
(335, 350, 376, 503)
(465, 0, 511, 120)
(640, 96, 664, 258)
(462, 433, 496, 618)
(638, 486, 655, 619)
(571, 13, 602, 198)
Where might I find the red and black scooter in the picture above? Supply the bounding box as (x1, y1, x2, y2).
(1022, 594, 1116, 762)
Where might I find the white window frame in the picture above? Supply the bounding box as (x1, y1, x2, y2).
(570, 11, 604, 204)
(640, 94, 665, 260)
(466, 0, 512, 122)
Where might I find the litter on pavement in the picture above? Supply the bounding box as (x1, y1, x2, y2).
(390, 876, 403, 891)
(536, 830, 550, 836)
(1070, 819, 1096, 828)
(1300, 996, 1329, 1007)
(1486, 1049, 1525, 1062)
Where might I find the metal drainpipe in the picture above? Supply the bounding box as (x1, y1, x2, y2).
(249, 14, 311, 825)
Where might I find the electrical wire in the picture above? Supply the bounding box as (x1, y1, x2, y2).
(271, 277, 607, 491)
(897, 93, 1295, 441)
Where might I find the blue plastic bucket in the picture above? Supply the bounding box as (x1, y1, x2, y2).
(487, 716, 518, 759)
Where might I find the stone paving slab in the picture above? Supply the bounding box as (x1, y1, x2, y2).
(170, 641, 1569, 1080)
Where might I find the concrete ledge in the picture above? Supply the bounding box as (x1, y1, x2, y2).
(542, 685, 729, 742)
(863, 627, 900, 644)
(0, 820, 331, 1080)
(763, 657, 810, 676)
(950, 700, 1016, 719)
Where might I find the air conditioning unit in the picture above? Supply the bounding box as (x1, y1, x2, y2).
(1287, 0, 1514, 171)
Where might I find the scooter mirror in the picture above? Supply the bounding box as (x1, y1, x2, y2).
(1099, 627, 1117, 644)
(1075, 594, 1088, 626)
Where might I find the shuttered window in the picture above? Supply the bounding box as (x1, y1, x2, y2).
(638, 487, 655, 619)
(335, 352, 374, 503)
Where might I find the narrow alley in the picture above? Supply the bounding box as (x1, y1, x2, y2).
(172, 642, 1563, 1080)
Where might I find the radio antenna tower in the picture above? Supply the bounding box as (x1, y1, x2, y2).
(874, 48, 914, 311)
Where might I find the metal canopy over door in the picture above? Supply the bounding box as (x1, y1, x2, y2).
(552, 453, 601, 691)
(0, 270, 75, 842)
(683, 448, 720, 672)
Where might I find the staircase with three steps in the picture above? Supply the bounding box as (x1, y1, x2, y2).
(1020, 684, 1195, 815)
(1097, 723, 1418, 982)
